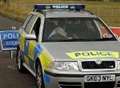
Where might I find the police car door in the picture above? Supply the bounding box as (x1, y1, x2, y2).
(28, 16, 41, 71)
(19, 14, 38, 66)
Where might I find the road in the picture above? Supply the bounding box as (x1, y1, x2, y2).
(0, 15, 22, 29)
(0, 15, 36, 88)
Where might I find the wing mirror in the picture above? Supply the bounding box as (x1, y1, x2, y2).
(25, 34, 36, 40)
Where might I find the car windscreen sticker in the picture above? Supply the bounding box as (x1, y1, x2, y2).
(66, 51, 119, 59)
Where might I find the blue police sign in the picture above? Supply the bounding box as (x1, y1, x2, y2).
(0, 30, 19, 50)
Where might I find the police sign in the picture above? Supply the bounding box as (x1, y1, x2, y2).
(66, 51, 119, 59)
(0, 30, 19, 50)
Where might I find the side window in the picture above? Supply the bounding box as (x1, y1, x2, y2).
(24, 15, 37, 34)
(22, 14, 32, 28)
(95, 19, 112, 38)
(31, 17, 41, 41)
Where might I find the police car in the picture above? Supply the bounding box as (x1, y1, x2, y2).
(16, 4, 120, 88)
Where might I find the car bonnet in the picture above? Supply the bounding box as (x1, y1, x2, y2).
(42, 41, 120, 61)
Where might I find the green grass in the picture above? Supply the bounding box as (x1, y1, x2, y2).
(0, 0, 120, 26)
(85, 2, 120, 26)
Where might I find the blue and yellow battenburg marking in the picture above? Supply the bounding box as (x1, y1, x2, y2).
(66, 51, 119, 59)
(38, 50, 53, 70)
(19, 32, 53, 71)
(28, 41, 37, 60)
(24, 40, 29, 55)
(34, 44, 43, 59)
(19, 32, 26, 50)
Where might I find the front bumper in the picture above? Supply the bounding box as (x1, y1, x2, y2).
(43, 70, 120, 88)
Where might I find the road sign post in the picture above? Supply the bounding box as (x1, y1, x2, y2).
(0, 30, 19, 60)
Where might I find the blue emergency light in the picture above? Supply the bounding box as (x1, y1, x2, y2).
(34, 4, 85, 11)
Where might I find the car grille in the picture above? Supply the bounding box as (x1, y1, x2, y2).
(59, 82, 82, 88)
(82, 61, 115, 69)
(116, 81, 120, 87)
(84, 82, 115, 88)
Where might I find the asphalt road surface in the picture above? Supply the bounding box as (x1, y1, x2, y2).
(0, 15, 21, 29)
(0, 15, 36, 88)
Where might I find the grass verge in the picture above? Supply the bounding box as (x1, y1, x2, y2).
(0, 1, 120, 26)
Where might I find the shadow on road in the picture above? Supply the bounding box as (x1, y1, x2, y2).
(0, 51, 36, 88)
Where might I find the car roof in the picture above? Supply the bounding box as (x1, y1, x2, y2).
(33, 4, 97, 18)
(44, 10, 97, 18)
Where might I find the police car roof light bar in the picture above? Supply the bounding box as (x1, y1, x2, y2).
(34, 4, 85, 11)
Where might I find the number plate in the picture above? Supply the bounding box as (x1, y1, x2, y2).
(84, 75, 115, 82)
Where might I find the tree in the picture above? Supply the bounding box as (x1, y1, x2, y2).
(3, 0, 10, 5)
(3, 0, 9, 4)
(103, 0, 110, 1)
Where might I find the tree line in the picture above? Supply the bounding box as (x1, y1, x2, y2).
(0, 0, 119, 3)
(0, 0, 9, 3)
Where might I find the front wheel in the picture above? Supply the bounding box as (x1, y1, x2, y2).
(36, 63, 44, 88)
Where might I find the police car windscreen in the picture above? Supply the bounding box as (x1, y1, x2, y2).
(43, 18, 116, 42)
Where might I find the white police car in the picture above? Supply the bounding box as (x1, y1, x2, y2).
(17, 4, 119, 88)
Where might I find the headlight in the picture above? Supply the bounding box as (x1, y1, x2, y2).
(117, 61, 120, 70)
(53, 61, 79, 72)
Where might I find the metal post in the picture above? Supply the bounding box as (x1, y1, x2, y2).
(10, 50, 14, 60)
(8, 50, 16, 70)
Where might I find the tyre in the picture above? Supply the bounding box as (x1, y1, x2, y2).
(16, 49, 26, 73)
(36, 62, 45, 88)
